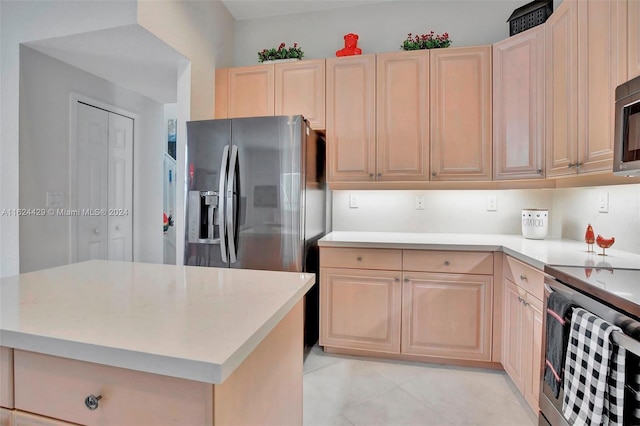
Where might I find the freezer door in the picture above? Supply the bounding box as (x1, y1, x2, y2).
(184, 119, 231, 267)
(230, 116, 305, 272)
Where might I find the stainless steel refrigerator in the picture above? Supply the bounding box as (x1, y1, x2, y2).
(184, 115, 326, 345)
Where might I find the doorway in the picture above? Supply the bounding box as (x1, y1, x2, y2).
(71, 100, 134, 262)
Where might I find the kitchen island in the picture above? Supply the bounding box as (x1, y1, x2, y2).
(0, 260, 315, 425)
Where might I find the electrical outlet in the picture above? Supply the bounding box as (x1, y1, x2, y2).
(415, 195, 425, 210)
(486, 195, 497, 212)
(46, 192, 64, 208)
(349, 193, 359, 209)
(598, 192, 609, 213)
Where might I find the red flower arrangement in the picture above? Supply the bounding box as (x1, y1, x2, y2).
(258, 42, 304, 63)
(401, 31, 452, 50)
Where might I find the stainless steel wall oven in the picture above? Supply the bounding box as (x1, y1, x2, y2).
(541, 266, 640, 425)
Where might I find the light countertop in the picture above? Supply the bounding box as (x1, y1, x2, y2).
(319, 232, 640, 270)
(0, 260, 315, 384)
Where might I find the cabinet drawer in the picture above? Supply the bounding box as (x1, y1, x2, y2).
(14, 350, 212, 426)
(403, 251, 494, 275)
(505, 256, 544, 300)
(12, 411, 78, 426)
(0, 347, 13, 409)
(320, 247, 402, 270)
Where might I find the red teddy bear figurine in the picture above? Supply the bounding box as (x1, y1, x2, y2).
(336, 33, 362, 57)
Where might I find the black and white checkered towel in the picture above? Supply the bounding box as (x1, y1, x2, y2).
(615, 316, 640, 424)
(562, 308, 626, 426)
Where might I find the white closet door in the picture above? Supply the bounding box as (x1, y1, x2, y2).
(76, 102, 133, 262)
(107, 113, 133, 261)
(77, 103, 109, 261)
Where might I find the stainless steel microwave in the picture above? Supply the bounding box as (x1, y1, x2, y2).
(614, 75, 640, 176)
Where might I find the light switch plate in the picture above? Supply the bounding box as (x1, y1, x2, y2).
(486, 195, 497, 211)
(598, 192, 609, 213)
(46, 192, 64, 208)
(349, 193, 359, 209)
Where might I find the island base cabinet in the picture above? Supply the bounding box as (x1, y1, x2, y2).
(12, 411, 78, 426)
(0, 409, 12, 426)
(11, 301, 304, 426)
(401, 273, 493, 361)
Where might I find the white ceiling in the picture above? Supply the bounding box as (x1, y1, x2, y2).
(25, 25, 187, 104)
(221, 0, 395, 20)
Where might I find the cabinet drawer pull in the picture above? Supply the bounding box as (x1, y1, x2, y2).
(85, 394, 102, 410)
(444, 261, 450, 266)
(356, 256, 362, 262)
(520, 275, 527, 281)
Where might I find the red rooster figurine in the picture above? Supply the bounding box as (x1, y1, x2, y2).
(585, 224, 595, 252)
(596, 234, 615, 256)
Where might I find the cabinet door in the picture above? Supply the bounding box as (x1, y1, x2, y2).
(228, 65, 275, 118)
(326, 55, 376, 182)
(0, 408, 11, 426)
(630, 0, 640, 79)
(12, 411, 75, 426)
(0, 347, 13, 409)
(376, 51, 430, 181)
(430, 46, 492, 181)
(502, 280, 525, 392)
(214, 68, 229, 119)
(275, 59, 325, 130)
(401, 272, 492, 360)
(320, 267, 401, 353)
(577, 0, 625, 174)
(545, 0, 579, 177)
(523, 295, 543, 413)
(493, 27, 545, 180)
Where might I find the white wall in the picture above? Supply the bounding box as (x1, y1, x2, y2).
(19, 47, 165, 273)
(1, 0, 138, 277)
(233, 1, 519, 66)
(331, 183, 640, 255)
(1, 0, 234, 276)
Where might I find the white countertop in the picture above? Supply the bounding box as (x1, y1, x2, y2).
(0, 260, 315, 384)
(319, 232, 640, 270)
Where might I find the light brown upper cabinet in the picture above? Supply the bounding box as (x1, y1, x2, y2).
(430, 46, 493, 181)
(326, 54, 376, 182)
(214, 60, 326, 130)
(629, 0, 640, 79)
(229, 65, 275, 118)
(274, 60, 326, 129)
(546, 0, 627, 177)
(376, 51, 430, 181)
(493, 26, 545, 180)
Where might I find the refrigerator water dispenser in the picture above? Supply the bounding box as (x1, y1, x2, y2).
(188, 190, 220, 244)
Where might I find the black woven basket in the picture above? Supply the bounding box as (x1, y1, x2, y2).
(507, 0, 553, 36)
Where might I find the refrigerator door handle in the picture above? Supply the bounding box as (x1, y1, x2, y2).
(218, 145, 230, 263)
(226, 145, 239, 264)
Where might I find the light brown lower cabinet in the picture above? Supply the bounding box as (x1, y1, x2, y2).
(320, 268, 402, 353)
(402, 272, 493, 361)
(320, 247, 495, 364)
(12, 411, 77, 426)
(503, 279, 543, 413)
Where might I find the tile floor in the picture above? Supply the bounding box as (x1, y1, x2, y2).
(303, 345, 538, 426)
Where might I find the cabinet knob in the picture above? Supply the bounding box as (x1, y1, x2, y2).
(394, 277, 400, 282)
(432, 172, 437, 177)
(356, 256, 362, 262)
(536, 169, 542, 174)
(576, 161, 583, 168)
(404, 278, 410, 283)
(444, 261, 451, 266)
(85, 394, 102, 410)
(377, 173, 381, 178)
(568, 162, 575, 169)
(369, 173, 374, 179)
(520, 274, 527, 281)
